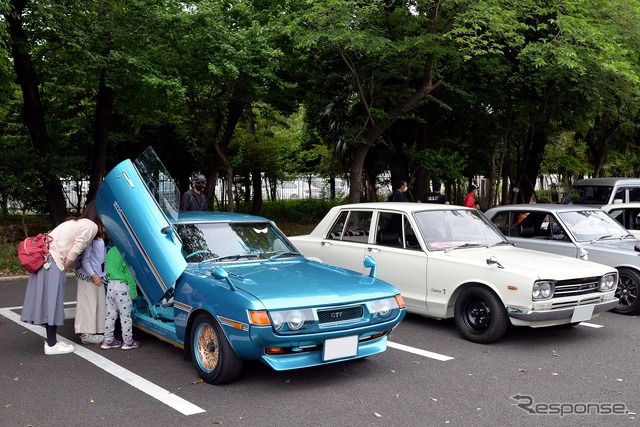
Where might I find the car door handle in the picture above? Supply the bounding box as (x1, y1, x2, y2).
(322, 241, 332, 246)
(368, 247, 381, 253)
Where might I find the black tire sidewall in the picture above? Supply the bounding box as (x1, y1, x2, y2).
(454, 286, 508, 344)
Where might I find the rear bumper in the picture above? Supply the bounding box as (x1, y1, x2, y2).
(507, 298, 619, 322)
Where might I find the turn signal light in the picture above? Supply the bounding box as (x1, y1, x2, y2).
(249, 310, 271, 326)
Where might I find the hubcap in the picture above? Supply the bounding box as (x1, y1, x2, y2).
(196, 324, 219, 372)
(465, 300, 490, 331)
(617, 276, 638, 307)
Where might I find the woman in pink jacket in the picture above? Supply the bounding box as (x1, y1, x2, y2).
(20, 202, 99, 355)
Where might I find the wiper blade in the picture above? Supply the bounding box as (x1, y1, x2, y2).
(269, 251, 302, 260)
(590, 235, 612, 243)
(198, 253, 259, 267)
(493, 241, 515, 247)
(445, 243, 486, 253)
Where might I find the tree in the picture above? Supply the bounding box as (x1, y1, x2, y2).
(294, 0, 454, 202)
(2, 0, 68, 224)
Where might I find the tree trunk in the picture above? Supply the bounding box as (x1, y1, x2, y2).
(348, 144, 370, 203)
(518, 122, 549, 204)
(6, 0, 67, 225)
(250, 169, 262, 215)
(87, 71, 114, 203)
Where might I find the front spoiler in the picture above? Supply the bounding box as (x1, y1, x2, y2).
(507, 298, 619, 322)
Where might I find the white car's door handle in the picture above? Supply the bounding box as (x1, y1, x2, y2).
(368, 247, 381, 253)
(322, 241, 332, 246)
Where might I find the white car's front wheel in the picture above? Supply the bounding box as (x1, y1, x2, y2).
(454, 286, 508, 344)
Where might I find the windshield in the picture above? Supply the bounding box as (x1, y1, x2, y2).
(565, 185, 613, 205)
(558, 210, 630, 241)
(414, 209, 506, 251)
(176, 221, 298, 262)
(133, 147, 180, 223)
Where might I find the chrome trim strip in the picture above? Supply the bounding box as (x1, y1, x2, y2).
(114, 201, 168, 293)
(174, 301, 192, 312)
(217, 315, 249, 331)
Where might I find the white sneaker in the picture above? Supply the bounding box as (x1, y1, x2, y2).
(44, 341, 75, 355)
(57, 341, 74, 349)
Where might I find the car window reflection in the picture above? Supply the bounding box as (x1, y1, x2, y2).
(177, 222, 294, 262)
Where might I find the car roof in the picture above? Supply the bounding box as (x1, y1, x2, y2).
(601, 202, 640, 210)
(176, 211, 270, 224)
(333, 202, 474, 213)
(572, 177, 640, 186)
(485, 203, 601, 213)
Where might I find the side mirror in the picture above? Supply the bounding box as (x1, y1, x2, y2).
(212, 266, 236, 291)
(363, 255, 377, 278)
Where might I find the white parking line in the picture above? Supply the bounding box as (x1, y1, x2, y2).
(579, 322, 604, 328)
(0, 306, 205, 416)
(387, 341, 454, 361)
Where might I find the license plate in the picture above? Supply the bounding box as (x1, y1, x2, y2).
(571, 304, 595, 322)
(323, 335, 358, 361)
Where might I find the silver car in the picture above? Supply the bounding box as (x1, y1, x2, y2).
(485, 204, 640, 314)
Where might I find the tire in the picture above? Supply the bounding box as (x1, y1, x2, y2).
(454, 286, 509, 344)
(613, 268, 640, 315)
(190, 313, 243, 384)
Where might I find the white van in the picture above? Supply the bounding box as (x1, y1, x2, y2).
(564, 178, 640, 206)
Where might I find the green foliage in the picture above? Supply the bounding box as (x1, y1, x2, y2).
(3, 0, 640, 218)
(259, 199, 342, 224)
(0, 243, 22, 271)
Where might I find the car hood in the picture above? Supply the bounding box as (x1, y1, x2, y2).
(463, 244, 615, 279)
(199, 259, 398, 309)
(588, 238, 640, 253)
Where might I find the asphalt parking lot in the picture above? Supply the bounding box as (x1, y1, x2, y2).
(1, 276, 639, 426)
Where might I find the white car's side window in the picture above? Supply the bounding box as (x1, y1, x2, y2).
(342, 211, 372, 243)
(328, 211, 349, 239)
(376, 212, 402, 247)
(327, 210, 372, 243)
(375, 212, 420, 250)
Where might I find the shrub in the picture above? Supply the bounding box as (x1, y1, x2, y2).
(260, 199, 342, 224)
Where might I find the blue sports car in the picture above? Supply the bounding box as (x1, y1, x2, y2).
(95, 148, 406, 384)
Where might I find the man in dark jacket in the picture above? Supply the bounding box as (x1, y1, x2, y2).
(180, 174, 208, 211)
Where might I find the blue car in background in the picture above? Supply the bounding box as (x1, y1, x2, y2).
(95, 148, 406, 384)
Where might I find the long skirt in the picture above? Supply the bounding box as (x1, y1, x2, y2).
(74, 276, 106, 334)
(20, 263, 66, 326)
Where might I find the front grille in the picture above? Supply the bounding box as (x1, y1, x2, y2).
(318, 305, 363, 324)
(551, 295, 603, 309)
(554, 277, 600, 297)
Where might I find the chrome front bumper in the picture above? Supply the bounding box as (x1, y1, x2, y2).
(507, 298, 619, 322)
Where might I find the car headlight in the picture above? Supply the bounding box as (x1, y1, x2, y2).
(287, 310, 306, 330)
(268, 308, 313, 332)
(532, 281, 555, 300)
(371, 297, 399, 318)
(270, 311, 284, 332)
(599, 273, 618, 292)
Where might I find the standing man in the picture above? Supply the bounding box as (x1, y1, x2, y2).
(463, 183, 480, 209)
(392, 180, 409, 202)
(180, 174, 207, 211)
(420, 183, 449, 204)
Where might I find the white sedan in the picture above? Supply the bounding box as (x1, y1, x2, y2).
(290, 203, 619, 343)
